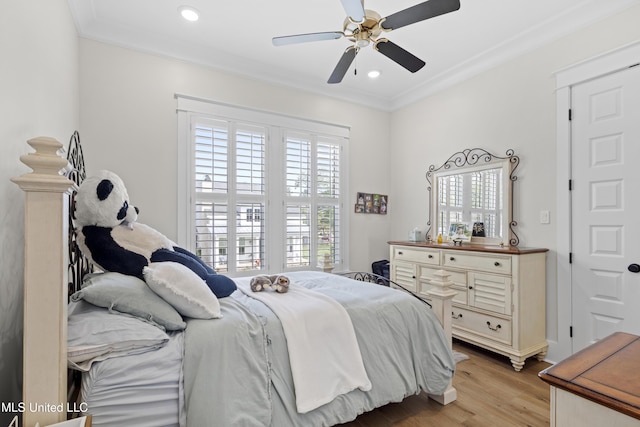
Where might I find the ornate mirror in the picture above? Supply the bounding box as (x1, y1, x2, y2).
(426, 148, 519, 246)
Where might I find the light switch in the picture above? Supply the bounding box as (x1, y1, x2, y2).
(540, 210, 550, 224)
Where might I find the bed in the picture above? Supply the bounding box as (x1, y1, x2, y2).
(12, 134, 458, 427)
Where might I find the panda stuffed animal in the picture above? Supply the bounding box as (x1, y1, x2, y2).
(74, 170, 236, 298)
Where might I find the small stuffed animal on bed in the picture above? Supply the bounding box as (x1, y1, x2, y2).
(270, 275, 290, 293)
(249, 275, 271, 292)
(250, 275, 290, 293)
(74, 170, 236, 298)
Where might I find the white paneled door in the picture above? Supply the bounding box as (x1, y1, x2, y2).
(571, 64, 640, 352)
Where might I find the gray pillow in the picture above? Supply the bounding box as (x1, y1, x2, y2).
(68, 300, 169, 371)
(71, 272, 186, 331)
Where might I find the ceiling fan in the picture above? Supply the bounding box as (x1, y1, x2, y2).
(272, 0, 461, 84)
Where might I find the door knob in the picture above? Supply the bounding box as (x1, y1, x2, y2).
(629, 264, 640, 273)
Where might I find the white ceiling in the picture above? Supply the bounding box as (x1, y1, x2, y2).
(68, 0, 639, 111)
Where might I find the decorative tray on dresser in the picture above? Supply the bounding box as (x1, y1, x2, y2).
(388, 241, 548, 371)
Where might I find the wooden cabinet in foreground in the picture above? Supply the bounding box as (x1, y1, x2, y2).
(539, 332, 640, 426)
(389, 241, 548, 371)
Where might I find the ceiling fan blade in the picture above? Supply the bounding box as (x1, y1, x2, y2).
(272, 31, 344, 46)
(380, 0, 460, 31)
(374, 39, 425, 73)
(328, 46, 358, 84)
(340, 0, 366, 22)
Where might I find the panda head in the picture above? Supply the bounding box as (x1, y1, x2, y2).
(75, 170, 139, 228)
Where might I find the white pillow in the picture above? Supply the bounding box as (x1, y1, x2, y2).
(143, 262, 222, 319)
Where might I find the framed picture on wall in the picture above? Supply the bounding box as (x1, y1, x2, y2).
(355, 193, 388, 214)
(378, 194, 388, 214)
(365, 193, 373, 212)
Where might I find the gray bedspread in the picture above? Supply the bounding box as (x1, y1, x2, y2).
(183, 271, 455, 427)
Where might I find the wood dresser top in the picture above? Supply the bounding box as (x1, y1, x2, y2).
(539, 332, 640, 420)
(388, 240, 549, 255)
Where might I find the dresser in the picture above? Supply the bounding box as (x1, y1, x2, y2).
(388, 241, 548, 371)
(539, 332, 640, 426)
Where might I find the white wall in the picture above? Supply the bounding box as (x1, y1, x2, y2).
(0, 0, 79, 424)
(78, 39, 391, 272)
(389, 4, 640, 362)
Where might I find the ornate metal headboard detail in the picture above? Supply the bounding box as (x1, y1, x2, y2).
(426, 148, 520, 246)
(66, 131, 93, 299)
(337, 271, 391, 286)
(336, 271, 432, 308)
(65, 131, 94, 417)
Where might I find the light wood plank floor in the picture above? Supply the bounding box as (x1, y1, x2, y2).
(341, 340, 552, 427)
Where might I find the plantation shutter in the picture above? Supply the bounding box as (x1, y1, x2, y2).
(284, 132, 342, 268)
(177, 95, 349, 275)
(193, 119, 267, 273)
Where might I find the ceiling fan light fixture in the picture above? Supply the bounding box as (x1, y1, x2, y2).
(178, 6, 199, 22)
(353, 28, 372, 48)
(273, 0, 461, 84)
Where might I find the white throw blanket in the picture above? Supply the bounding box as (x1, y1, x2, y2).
(236, 277, 372, 413)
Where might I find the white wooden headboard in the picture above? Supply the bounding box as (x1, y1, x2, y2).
(12, 136, 76, 427)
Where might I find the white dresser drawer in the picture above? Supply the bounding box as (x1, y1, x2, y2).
(451, 307, 512, 346)
(443, 251, 511, 274)
(392, 246, 440, 265)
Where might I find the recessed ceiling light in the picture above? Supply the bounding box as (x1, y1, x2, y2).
(368, 70, 381, 79)
(178, 6, 199, 22)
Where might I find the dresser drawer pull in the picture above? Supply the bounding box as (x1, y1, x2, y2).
(451, 312, 463, 320)
(494, 261, 501, 267)
(486, 321, 502, 332)
(398, 251, 403, 255)
(449, 257, 455, 261)
(428, 254, 433, 259)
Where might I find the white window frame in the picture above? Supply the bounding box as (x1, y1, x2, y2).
(176, 94, 350, 276)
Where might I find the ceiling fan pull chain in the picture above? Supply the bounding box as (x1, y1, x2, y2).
(354, 49, 358, 76)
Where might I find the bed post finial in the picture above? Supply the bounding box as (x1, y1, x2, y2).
(12, 136, 76, 193)
(12, 136, 76, 427)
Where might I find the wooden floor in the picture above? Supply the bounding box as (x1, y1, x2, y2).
(341, 340, 552, 427)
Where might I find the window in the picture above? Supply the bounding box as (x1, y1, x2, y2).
(177, 96, 349, 276)
(284, 132, 342, 269)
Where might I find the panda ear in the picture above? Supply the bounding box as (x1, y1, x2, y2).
(96, 179, 114, 201)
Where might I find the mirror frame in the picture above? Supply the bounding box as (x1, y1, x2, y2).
(426, 148, 520, 246)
